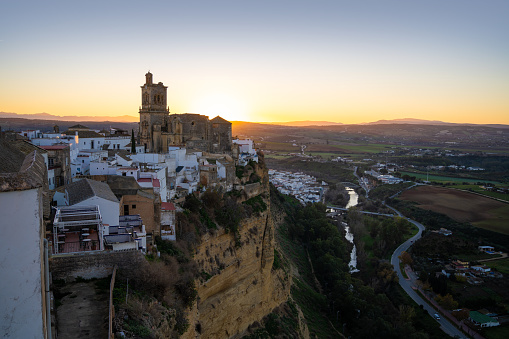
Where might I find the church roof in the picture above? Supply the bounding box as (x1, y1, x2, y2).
(66, 178, 119, 205)
(211, 116, 231, 124)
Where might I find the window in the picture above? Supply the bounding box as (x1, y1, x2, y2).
(124, 205, 129, 215)
(131, 204, 136, 209)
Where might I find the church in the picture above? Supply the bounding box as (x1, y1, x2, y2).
(139, 72, 232, 154)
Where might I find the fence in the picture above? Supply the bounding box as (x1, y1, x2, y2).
(108, 266, 117, 339)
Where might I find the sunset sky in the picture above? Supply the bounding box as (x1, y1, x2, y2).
(1, 1, 508, 124)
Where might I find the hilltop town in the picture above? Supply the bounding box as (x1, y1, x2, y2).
(0, 73, 266, 338)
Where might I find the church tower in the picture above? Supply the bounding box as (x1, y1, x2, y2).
(139, 72, 169, 152)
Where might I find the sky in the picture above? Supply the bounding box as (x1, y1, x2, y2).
(1, 0, 508, 125)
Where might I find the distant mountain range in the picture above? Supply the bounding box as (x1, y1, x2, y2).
(0, 112, 138, 122)
(260, 120, 344, 127)
(1, 112, 508, 129)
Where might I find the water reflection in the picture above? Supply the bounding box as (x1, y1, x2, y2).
(345, 188, 359, 273)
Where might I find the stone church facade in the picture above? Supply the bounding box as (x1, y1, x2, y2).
(139, 72, 232, 154)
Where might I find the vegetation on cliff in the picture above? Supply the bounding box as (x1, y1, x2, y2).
(265, 184, 443, 338)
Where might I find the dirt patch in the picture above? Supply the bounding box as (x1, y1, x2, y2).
(55, 281, 109, 339)
(400, 186, 509, 235)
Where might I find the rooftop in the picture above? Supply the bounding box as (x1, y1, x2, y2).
(40, 145, 69, 150)
(161, 202, 176, 211)
(470, 311, 498, 324)
(66, 178, 119, 205)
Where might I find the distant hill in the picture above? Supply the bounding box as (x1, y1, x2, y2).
(259, 120, 343, 127)
(0, 112, 138, 123)
(0, 117, 138, 132)
(364, 118, 509, 129)
(364, 118, 453, 125)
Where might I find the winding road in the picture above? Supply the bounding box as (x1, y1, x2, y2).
(387, 204, 469, 338)
(361, 176, 469, 338)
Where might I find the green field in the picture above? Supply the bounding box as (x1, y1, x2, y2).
(454, 185, 509, 202)
(482, 324, 509, 339)
(485, 258, 509, 275)
(400, 171, 502, 185)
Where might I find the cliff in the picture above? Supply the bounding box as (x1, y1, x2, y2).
(183, 154, 291, 338)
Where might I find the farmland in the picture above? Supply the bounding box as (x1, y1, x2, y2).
(399, 185, 509, 235)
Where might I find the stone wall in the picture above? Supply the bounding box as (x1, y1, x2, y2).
(50, 250, 144, 282)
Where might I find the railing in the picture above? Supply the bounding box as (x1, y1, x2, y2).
(108, 266, 117, 339)
(54, 241, 99, 254)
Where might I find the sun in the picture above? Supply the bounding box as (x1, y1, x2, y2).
(190, 93, 249, 122)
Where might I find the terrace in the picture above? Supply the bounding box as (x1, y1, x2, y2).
(52, 206, 103, 254)
(103, 215, 147, 252)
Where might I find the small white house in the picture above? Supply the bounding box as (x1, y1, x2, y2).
(65, 178, 120, 227)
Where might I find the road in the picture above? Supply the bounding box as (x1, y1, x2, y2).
(342, 172, 470, 338)
(389, 210, 469, 339)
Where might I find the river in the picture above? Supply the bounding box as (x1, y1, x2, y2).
(345, 188, 359, 273)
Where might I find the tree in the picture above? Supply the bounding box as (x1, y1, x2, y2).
(435, 294, 458, 310)
(398, 251, 413, 266)
(131, 129, 136, 154)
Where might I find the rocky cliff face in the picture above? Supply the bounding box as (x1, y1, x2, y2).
(183, 156, 290, 338)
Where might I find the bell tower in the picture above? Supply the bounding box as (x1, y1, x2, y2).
(139, 72, 169, 153)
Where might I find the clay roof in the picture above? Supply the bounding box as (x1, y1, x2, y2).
(9, 140, 48, 156)
(66, 178, 119, 205)
(161, 202, 176, 211)
(116, 153, 131, 161)
(0, 149, 46, 192)
(0, 140, 29, 173)
(106, 176, 144, 199)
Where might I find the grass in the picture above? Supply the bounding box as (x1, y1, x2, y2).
(455, 252, 503, 261)
(485, 258, 509, 275)
(264, 154, 294, 159)
(472, 204, 509, 235)
(482, 325, 509, 339)
(326, 143, 401, 154)
(455, 184, 509, 202)
(399, 185, 509, 235)
(400, 171, 502, 184)
(400, 263, 409, 279)
(274, 216, 338, 337)
(291, 278, 338, 338)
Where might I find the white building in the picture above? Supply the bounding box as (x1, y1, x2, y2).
(0, 148, 51, 338)
(72, 149, 108, 177)
(65, 178, 120, 227)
